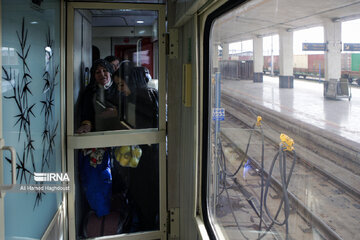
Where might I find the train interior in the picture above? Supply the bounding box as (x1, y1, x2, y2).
(1, 0, 360, 240)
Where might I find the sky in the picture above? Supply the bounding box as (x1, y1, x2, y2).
(228, 19, 360, 56)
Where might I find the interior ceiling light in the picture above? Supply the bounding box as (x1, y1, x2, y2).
(137, 20, 144, 24)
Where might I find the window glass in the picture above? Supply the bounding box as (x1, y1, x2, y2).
(74, 143, 159, 237)
(73, 9, 159, 133)
(207, 1, 360, 239)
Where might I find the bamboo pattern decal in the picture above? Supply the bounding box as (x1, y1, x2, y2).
(3, 18, 35, 184)
(41, 27, 59, 171)
(2, 18, 60, 208)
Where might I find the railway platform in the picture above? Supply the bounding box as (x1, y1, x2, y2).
(221, 76, 360, 146)
(221, 75, 360, 197)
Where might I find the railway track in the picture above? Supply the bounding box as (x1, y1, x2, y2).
(214, 93, 360, 240)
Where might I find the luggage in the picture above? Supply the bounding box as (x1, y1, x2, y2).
(83, 211, 121, 237)
(83, 193, 132, 238)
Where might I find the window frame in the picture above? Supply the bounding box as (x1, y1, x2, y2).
(200, 0, 250, 239)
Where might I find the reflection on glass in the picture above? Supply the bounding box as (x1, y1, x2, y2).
(75, 143, 159, 237)
(73, 9, 159, 133)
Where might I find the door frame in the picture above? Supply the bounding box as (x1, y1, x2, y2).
(0, 0, 4, 238)
(66, 2, 167, 239)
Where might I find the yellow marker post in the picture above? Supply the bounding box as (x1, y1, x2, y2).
(256, 116, 262, 127)
(280, 133, 294, 152)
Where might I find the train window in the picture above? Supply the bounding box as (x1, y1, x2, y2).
(204, 0, 360, 239)
(72, 9, 159, 133)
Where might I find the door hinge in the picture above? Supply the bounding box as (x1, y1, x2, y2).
(167, 207, 179, 238)
(166, 28, 178, 59)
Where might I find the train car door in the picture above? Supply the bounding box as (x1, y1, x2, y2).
(66, 2, 166, 239)
(0, 0, 66, 239)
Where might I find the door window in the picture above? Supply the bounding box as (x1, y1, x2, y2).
(72, 8, 159, 133)
(74, 143, 159, 238)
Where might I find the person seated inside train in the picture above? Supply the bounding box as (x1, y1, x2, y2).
(76, 59, 122, 133)
(105, 55, 120, 72)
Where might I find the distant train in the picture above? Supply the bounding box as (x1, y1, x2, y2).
(220, 53, 360, 85)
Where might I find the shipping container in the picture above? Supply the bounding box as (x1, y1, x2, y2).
(293, 55, 308, 69)
(219, 60, 254, 80)
(263, 55, 279, 74)
(293, 54, 309, 78)
(307, 54, 324, 76)
(351, 53, 360, 72)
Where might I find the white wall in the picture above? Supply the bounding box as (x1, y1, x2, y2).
(92, 26, 154, 60)
(92, 37, 111, 59)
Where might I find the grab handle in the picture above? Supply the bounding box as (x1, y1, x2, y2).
(0, 145, 17, 194)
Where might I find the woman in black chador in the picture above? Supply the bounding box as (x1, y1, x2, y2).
(77, 59, 126, 237)
(77, 59, 121, 133)
(78, 59, 159, 233)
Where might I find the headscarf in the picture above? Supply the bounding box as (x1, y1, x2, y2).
(89, 59, 114, 87)
(104, 55, 119, 63)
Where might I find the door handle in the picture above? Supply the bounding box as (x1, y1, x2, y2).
(0, 145, 16, 192)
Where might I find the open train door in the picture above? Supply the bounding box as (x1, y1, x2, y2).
(66, 2, 166, 239)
